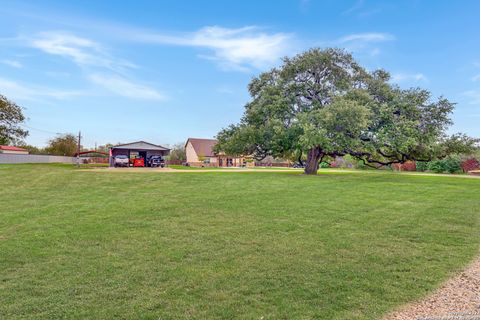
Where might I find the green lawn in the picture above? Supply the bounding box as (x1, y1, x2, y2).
(167, 165, 301, 171)
(1, 164, 479, 319)
(167, 164, 226, 170)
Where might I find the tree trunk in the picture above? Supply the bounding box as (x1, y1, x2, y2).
(304, 147, 323, 175)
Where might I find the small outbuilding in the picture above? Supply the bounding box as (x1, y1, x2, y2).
(0, 145, 29, 155)
(109, 141, 170, 167)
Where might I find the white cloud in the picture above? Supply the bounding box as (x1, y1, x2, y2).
(338, 32, 394, 43)
(133, 26, 292, 71)
(29, 31, 135, 71)
(391, 73, 428, 83)
(0, 77, 84, 101)
(333, 32, 394, 56)
(88, 74, 166, 101)
(1, 59, 23, 68)
(23, 25, 291, 72)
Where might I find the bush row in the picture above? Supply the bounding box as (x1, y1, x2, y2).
(327, 154, 480, 174)
(416, 156, 480, 174)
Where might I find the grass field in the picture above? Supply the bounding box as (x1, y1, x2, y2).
(1, 164, 479, 319)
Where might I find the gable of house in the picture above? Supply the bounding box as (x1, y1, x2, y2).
(185, 138, 217, 162)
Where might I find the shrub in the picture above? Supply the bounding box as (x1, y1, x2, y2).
(428, 160, 446, 173)
(355, 160, 367, 170)
(339, 155, 355, 168)
(416, 161, 429, 172)
(330, 156, 354, 168)
(443, 155, 462, 173)
(426, 156, 462, 174)
(461, 158, 480, 172)
(392, 161, 416, 171)
(319, 161, 330, 168)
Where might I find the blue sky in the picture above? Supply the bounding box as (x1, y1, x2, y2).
(1, 0, 479, 148)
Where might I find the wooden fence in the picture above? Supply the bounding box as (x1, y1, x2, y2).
(165, 160, 184, 165)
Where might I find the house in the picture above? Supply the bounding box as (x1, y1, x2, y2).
(109, 141, 170, 167)
(0, 145, 29, 155)
(185, 138, 253, 167)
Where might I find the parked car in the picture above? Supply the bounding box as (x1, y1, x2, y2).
(148, 155, 165, 168)
(113, 155, 129, 167)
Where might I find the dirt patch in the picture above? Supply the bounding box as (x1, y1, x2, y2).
(384, 256, 480, 319)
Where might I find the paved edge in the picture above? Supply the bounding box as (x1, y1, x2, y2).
(384, 255, 480, 319)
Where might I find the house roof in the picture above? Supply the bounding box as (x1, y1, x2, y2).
(186, 138, 218, 157)
(0, 145, 28, 152)
(111, 141, 170, 151)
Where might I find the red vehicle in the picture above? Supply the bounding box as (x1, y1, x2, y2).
(133, 157, 145, 167)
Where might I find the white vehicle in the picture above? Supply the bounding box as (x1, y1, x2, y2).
(114, 155, 129, 167)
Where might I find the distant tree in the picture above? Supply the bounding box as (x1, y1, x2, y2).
(216, 48, 478, 174)
(168, 142, 186, 161)
(97, 143, 114, 153)
(45, 134, 78, 156)
(19, 144, 44, 155)
(0, 95, 28, 145)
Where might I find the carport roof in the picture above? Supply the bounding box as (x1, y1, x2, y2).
(111, 141, 170, 151)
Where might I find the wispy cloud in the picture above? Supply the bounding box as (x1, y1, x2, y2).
(0, 77, 84, 102)
(391, 72, 428, 83)
(132, 26, 292, 71)
(342, 0, 382, 17)
(1, 59, 23, 68)
(88, 74, 166, 101)
(342, 0, 365, 15)
(8, 31, 168, 102)
(29, 31, 136, 71)
(472, 74, 480, 82)
(334, 32, 394, 56)
(338, 32, 394, 43)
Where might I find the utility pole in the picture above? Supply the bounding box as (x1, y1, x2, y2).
(77, 131, 81, 167)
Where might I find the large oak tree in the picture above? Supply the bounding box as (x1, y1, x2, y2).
(216, 48, 476, 174)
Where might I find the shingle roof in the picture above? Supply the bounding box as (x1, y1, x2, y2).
(186, 138, 217, 157)
(111, 141, 170, 151)
(0, 145, 28, 151)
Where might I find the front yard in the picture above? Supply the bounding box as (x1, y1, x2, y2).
(0, 164, 479, 319)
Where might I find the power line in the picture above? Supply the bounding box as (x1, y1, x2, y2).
(20, 124, 64, 135)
